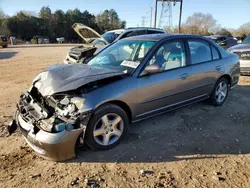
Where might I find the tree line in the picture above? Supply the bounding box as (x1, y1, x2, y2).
(166, 12, 250, 38)
(0, 6, 126, 42)
(1, 8, 249, 42)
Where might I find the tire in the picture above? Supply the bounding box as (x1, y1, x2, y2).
(85, 104, 129, 150)
(210, 77, 229, 106)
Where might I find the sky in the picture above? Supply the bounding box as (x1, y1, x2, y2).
(0, 0, 249, 29)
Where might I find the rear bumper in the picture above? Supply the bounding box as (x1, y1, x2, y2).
(17, 114, 85, 161)
(240, 60, 250, 75)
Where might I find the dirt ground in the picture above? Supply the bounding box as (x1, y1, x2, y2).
(1, 44, 250, 188)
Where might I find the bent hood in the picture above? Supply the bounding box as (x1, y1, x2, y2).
(33, 64, 125, 96)
(228, 43, 250, 52)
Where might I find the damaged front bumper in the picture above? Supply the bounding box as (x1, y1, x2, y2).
(16, 114, 85, 161)
(10, 90, 92, 161)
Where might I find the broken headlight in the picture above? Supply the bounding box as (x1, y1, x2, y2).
(53, 123, 74, 132)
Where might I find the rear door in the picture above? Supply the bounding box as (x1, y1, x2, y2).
(186, 39, 222, 97)
(136, 40, 194, 118)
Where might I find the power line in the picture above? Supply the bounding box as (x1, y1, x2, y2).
(141, 16, 146, 27)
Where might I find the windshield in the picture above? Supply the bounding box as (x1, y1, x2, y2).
(88, 40, 156, 73)
(243, 35, 250, 44)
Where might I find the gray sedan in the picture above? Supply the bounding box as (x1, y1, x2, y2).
(9, 34, 240, 161)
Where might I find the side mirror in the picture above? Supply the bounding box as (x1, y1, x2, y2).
(143, 64, 162, 75)
(237, 40, 242, 44)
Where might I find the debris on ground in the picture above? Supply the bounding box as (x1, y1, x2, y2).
(70, 177, 79, 186)
(29, 173, 41, 179)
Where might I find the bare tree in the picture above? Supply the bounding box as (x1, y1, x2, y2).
(182, 12, 218, 35)
(237, 22, 250, 36)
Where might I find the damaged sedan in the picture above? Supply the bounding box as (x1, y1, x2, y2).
(9, 34, 240, 161)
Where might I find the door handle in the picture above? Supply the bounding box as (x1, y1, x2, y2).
(215, 66, 221, 71)
(180, 73, 188, 80)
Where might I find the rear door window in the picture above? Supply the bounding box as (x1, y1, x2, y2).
(188, 40, 212, 64)
(211, 45, 220, 60)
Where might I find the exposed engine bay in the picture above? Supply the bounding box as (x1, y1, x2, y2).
(64, 46, 97, 64)
(17, 86, 89, 134)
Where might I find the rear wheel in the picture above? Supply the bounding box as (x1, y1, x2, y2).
(210, 77, 229, 106)
(85, 104, 128, 150)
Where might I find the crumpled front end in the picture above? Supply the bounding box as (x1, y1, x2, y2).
(14, 87, 92, 161)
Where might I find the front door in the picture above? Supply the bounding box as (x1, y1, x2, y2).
(135, 40, 195, 119)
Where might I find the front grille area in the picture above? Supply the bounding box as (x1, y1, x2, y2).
(234, 51, 250, 60)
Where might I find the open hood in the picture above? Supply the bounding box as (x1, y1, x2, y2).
(72, 23, 107, 44)
(32, 64, 125, 96)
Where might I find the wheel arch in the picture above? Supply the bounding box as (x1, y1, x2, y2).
(94, 100, 133, 124)
(218, 74, 232, 86)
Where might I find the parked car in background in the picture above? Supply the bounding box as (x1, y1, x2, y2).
(206, 35, 238, 49)
(64, 23, 166, 64)
(56, 37, 65, 43)
(9, 34, 240, 161)
(0, 35, 8, 48)
(38, 37, 50, 44)
(228, 34, 250, 75)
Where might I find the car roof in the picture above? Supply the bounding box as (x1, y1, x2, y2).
(124, 34, 211, 42)
(125, 27, 164, 31)
(106, 29, 124, 34)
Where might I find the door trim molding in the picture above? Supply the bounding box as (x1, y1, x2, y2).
(136, 94, 208, 119)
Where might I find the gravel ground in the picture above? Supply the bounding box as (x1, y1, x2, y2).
(0, 45, 250, 188)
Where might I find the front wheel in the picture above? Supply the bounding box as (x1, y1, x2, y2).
(210, 77, 229, 106)
(85, 104, 128, 150)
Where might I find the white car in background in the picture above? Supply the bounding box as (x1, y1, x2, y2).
(64, 23, 166, 64)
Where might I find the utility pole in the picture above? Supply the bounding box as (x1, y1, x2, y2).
(141, 16, 146, 27)
(153, 0, 183, 31)
(178, 0, 183, 33)
(150, 6, 153, 27)
(154, 0, 157, 28)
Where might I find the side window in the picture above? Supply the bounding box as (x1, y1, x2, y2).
(147, 30, 164, 34)
(188, 40, 212, 64)
(119, 31, 133, 39)
(127, 30, 146, 37)
(211, 45, 220, 60)
(148, 40, 186, 71)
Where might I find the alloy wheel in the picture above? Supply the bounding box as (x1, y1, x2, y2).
(215, 81, 228, 103)
(93, 113, 124, 146)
